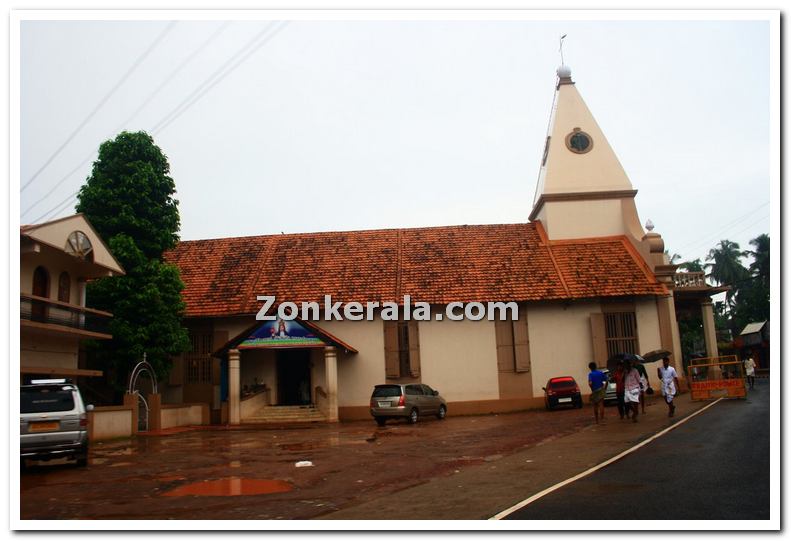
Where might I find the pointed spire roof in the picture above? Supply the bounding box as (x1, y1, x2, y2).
(531, 66, 635, 219)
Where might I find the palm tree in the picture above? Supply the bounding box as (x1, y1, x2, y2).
(705, 240, 749, 307)
(746, 234, 769, 287)
(678, 258, 704, 272)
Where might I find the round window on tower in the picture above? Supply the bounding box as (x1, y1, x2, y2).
(565, 128, 593, 154)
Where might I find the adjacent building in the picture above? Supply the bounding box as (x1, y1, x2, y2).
(20, 214, 124, 381)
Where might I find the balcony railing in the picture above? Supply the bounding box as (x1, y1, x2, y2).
(673, 271, 709, 289)
(21, 294, 112, 336)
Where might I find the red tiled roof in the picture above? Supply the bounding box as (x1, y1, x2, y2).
(164, 223, 668, 317)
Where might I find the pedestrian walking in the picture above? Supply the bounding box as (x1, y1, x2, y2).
(635, 361, 648, 414)
(612, 360, 626, 420)
(588, 361, 607, 424)
(623, 359, 641, 422)
(657, 356, 680, 417)
(743, 356, 756, 389)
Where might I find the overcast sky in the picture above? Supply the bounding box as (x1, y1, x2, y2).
(18, 15, 773, 268)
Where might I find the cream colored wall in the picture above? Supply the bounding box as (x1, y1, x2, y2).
(91, 409, 133, 440)
(161, 404, 204, 429)
(20, 332, 79, 369)
(21, 250, 85, 305)
(542, 82, 633, 195)
(322, 315, 500, 407)
(527, 302, 597, 396)
(544, 199, 628, 240)
(419, 317, 499, 402)
(636, 298, 664, 390)
(24, 215, 123, 274)
(318, 318, 386, 408)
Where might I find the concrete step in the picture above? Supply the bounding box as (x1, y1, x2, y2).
(244, 405, 326, 424)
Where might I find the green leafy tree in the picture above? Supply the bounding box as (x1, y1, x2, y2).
(729, 234, 770, 333)
(76, 131, 189, 386)
(77, 131, 180, 259)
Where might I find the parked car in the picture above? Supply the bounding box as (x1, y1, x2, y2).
(369, 383, 447, 426)
(21, 379, 93, 467)
(601, 368, 618, 405)
(543, 376, 583, 410)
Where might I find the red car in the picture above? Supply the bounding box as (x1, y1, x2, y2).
(543, 376, 583, 410)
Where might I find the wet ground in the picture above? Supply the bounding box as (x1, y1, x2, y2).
(20, 404, 595, 520)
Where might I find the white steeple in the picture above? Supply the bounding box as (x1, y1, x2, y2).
(530, 66, 645, 245)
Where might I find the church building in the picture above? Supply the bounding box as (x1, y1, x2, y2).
(163, 66, 722, 424)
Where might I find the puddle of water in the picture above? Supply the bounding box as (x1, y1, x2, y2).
(109, 462, 134, 468)
(162, 478, 293, 497)
(97, 448, 134, 457)
(89, 457, 108, 465)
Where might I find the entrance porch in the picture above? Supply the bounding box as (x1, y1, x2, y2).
(215, 318, 356, 424)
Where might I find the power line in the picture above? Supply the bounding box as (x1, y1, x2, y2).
(28, 189, 79, 224)
(21, 21, 177, 193)
(22, 21, 231, 219)
(152, 21, 288, 135)
(25, 21, 290, 225)
(674, 201, 769, 256)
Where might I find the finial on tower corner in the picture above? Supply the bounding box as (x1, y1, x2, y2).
(645, 219, 655, 232)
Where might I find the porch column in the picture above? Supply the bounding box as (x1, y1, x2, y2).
(324, 346, 339, 422)
(658, 293, 683, 374)
(701, 301, 719, 359)
(228, 349, 241, 425)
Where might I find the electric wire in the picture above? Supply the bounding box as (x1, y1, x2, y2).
(20, 21, 177, 193)
(25, 21, 290, 224)
(22, 21, 231, 219)
(674, 201, 769, 257)
(151, 20, 288, 135)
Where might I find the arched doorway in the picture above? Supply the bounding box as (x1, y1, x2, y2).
(32, 266, 49, 320)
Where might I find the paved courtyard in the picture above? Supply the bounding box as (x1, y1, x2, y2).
(20, 395, 698, 521)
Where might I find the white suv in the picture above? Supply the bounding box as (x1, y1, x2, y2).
(21, 379, 93, 467)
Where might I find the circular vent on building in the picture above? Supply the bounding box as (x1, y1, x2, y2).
(65, 231, 94, 261)
(565, 128, 593, 154)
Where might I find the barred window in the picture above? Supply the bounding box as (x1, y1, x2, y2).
(604, 312, 638, 358)
(185, 332, 213, 384)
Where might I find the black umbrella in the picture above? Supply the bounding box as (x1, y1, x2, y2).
(641, 349, 672, 363)
(606, 352, 646, 371)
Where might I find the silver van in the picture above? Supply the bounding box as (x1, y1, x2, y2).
(369, 383, 447, 426)
(21, 379, 93, 467)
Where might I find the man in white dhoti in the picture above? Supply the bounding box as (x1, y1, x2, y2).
(657, 356, 680, 417)
(623, 360, 642, 423)
(743, 356, 756, 390)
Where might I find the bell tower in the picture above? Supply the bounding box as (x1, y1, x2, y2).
(529, 65, 646, 250)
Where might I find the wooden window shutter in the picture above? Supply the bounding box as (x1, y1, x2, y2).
(513, 309, 531, 373)
(407, 321, 421, 378)
(590, 313, 608, 366)
(495, 319, 515, 372)
(383, 320, 400, 378)
(211, 330, 228, 384)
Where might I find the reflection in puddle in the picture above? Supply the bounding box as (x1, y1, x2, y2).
(162, 478, 293, 497)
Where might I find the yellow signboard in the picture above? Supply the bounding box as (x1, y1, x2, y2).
(687, 355, 747, 400)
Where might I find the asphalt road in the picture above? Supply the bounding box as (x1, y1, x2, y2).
(505, 379, 770, 521)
